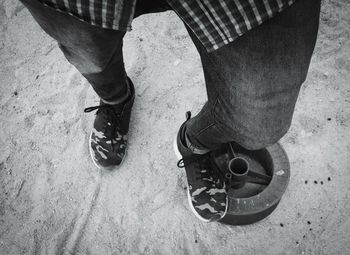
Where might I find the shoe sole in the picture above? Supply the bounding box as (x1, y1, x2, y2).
(88, 131, 127, 170)
(173, 136, 228, 223)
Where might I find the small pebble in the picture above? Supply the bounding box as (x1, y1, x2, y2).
(305, 180, 308, 184)
(307, 221, 311, 225)
(13, 91, 18, 96)
(184, 187, 187, 190)
(309, 228, 313, 231)
(328, 177, 331, 181)
(296, 241, 299, 245)
(280, 223, 284, 227)
(35, 75, 39, 80)
(314, 181, 318, 184)
(327, 118, 332, 121)
(303, 235, 306, 239)
(174, 59, 181, 66)
(195, 240, 198, 243)
(321, 181, 324, 185)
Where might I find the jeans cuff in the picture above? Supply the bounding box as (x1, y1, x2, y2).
(185, 132, 211, 155)
(101, 78, 131, 105)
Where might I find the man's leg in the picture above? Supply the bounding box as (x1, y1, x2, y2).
(20, 0, 172, 104)
(20, 0, 134, 169)
(184, 0, 321, 151)
(20, 0, 172, 169)
(20, 0, 128, 104)
(174, 0, 321, 222)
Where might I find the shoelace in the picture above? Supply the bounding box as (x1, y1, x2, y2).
(84, 105, 122, 148)
(177, 153, 225, 185)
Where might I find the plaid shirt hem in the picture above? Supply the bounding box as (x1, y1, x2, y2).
(167, 0, 296, 52)
(37, 0, 296, 52)
(38, 0, 137, 32)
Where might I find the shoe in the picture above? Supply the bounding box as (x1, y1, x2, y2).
(84, 78, 135, 170)
(174, 112, 228, 222)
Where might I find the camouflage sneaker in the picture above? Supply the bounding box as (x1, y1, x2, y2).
(174, 112, 228, 222)
(84, 78, 135, 170)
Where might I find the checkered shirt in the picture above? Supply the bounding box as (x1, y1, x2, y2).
(38, 0, 296, 52)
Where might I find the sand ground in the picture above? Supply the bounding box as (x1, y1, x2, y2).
(1, 0, 350, 254)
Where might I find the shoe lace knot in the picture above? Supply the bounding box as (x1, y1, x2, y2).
(84, 104, 123, 147)
(177, 153, 225, 187)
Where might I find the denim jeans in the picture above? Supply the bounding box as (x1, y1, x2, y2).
(20, 0, 320, 150)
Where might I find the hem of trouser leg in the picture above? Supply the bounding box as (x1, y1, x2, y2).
(101, 79, 131, 105)
(185, 132, 211, 155)
(185, 123, 220, 152)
